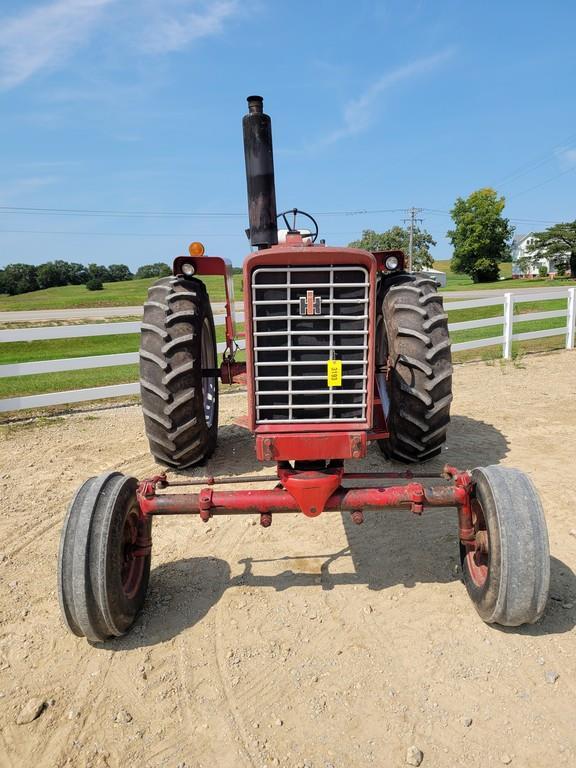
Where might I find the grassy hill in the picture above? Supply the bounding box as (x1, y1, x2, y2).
(1, 259, 573, 403)
(433, 260, 574, 291)
(433, 260, 512, 289)
(0, 274, 244, 312)
(1, 262, 574, 313)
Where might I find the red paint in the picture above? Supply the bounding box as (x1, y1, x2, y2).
(464, 497, 489, 587)
(173, 254, 237, 357)
(243, 247, 377, 434)
(219, 360, 247, 385)
(137, 465, 470, 519)
(372, 250, 405, 273)
(255, 431, 367, 461)
(279, 467, 343, 518)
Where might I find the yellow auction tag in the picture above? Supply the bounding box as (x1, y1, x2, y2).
(327, 359, 342, 387)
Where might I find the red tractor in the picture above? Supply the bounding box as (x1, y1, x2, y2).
(58, 96, 550, 642)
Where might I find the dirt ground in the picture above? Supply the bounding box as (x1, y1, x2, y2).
(1, 351, 575, 768)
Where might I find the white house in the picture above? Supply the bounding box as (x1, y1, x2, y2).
(511, 233, 554, 278)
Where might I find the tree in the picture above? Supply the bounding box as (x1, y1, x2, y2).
(86, 278, 104, 291)
(515, 254, 535, 277)
(107, 264, 134, 282)
(37, 261, 68, 289)
(67, 262, 90, 284)
(135, 262, 171, 279)
(447, 188, 514, 282)
(348, 226, 436, 270)
(527, 221, 576, 278)
(0, 263, 39, 295)
(87, 263, 111, 283)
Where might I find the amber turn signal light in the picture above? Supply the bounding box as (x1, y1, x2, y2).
(188, 241, 205, 257)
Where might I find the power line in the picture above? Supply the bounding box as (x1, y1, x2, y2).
(508, 165, 576, 199)
(0, 205, 407, 219)
(0, 206, 244, 219)
(492, 129, 576, 189)
(0, 205, 568, 240)
(422, 208, 566, 226)
(0, 228, 364, 238)
(0, 229, 245, 238)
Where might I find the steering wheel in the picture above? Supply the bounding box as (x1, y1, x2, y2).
(277, 208, 319, 243)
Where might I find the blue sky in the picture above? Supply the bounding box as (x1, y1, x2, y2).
(1, 0, 575, 270)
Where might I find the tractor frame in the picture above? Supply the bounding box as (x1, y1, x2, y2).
(57, 96, 550, 643)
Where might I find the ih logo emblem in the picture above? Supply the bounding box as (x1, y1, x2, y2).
(299, 290, 322, 316)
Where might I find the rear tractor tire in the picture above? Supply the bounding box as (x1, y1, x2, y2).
(377, 273, 453, 463)
(58, 472, 151, 642)
(461, 465, 550, 626)
(139, 275, 219, 469)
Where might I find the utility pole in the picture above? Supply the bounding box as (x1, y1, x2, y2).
(403, 207, 423, 272)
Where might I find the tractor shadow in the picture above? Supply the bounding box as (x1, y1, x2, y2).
(108, 414, 575, 648)
(178, 414, 512, 479)
(108, 548, 575, 650)
(497, 556, 576, 637)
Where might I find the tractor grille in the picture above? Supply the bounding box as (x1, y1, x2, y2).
(251, 265, 370, 423)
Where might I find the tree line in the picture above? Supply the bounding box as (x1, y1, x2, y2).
(2, 197, 574, 294)
(0, 261, 173, 295)
(350, 188, 575, 283)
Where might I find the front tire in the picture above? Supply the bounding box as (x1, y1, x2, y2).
(58, 472, 151, 642)
(139, 276, 219, 469)
(461, 466, 550, 626)
(377, 274, 453, 463)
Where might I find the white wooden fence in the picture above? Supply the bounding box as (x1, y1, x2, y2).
(0, 289, 574, 413)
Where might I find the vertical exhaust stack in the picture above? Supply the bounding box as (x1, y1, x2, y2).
(243, 95, 278, 249)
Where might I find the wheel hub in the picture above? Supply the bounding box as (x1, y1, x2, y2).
(121, 509, 148, 599)
(201, 316, 217, 429)
(465, 498, 490, 588)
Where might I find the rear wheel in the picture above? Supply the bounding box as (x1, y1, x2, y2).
(460, 465, 550, 626)
(58, 472, 151, 642)
(139, 275, 219, 469)
(377, 273, 452, 463)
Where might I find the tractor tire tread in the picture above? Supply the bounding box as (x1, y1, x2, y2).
(463, 466, 550, 626)
(397, 326, 431, 345)
(139, 276, 218, 469)
(393, 303, 428, 317)
(378, 273, 452, 463)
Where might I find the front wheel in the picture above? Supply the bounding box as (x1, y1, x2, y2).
(139, 275, 219, 469)
(377, 274, 453, 463)
(58, 472, 152, 642)
(461, 465, 550, 626)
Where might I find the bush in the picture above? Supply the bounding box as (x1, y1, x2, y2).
(538, 264, 548, 278)
(86, 278, 104, 291)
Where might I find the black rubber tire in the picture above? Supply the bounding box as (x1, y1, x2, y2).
(139, 275, 219, 469)
(58, 472, 152, 642)
(461, 465, 550, 626)
(377, 273, 453, 463)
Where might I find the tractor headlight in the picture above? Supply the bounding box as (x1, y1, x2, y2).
(385, 255, 399, 271)
(182, 262, 196, 276)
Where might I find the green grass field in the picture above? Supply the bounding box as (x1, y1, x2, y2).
(1, 290, 572, 400)
(1, 262, 574, 313)
(1, 261, 574, 407)
(0, 323, 246, 399)
(434, 259, 575, 291)
(0, 274, 244, 312)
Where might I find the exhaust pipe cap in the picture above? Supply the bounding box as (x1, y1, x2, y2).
(247, 95, 263, 114)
